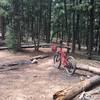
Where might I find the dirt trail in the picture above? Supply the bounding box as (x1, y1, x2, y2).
(0, 49, 99, 100)
(0, 58, 80, 100)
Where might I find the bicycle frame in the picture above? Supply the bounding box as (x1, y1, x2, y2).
(51, 43, 69, 67)
(59, 47, 69, 66)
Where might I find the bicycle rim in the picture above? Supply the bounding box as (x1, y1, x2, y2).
(65, 56, 76, 75)
(53, 53, 61, 69)
(65, 63, 75, 75)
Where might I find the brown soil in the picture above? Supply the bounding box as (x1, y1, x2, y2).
(0, 48, 100, 100)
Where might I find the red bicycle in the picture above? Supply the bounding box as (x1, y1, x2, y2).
(51, 41, 76, 75)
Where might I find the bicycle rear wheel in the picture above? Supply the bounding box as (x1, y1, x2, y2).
(53, 52, 61, 69)
(64, 56, 76, 75)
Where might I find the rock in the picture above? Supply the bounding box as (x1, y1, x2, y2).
(31, 59, 38, 64)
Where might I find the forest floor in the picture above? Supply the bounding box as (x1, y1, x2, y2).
(0, 48, 100, 100)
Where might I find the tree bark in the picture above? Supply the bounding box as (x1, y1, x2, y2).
(88, 0, 94, 59)
(0, 16, 5, 40)
(53, 75, 100, 100)
(72, 0, 76, 53)
(77, 64, 100, 75)
(98, 14, 100, 55)
(30, 55, 49, 61)
(78, 86, 100, 100)
(63, 0, 68, 44)
(46, 0, 52, 43)
(98, 33, 100, 54)
(76, 0, 82, 51)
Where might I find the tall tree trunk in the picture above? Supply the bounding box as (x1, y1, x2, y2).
(46, 0, 52, 43)
(34, 0, 42, 51)
(20, 0, 24, 42)
(0, 16, 5, 40)
(67, 0, 72, 46)
(86, 17, 89, 51)
(72, 0, 76, 53)
(37, 0, 42, 51)
(98, 32, 100, 55)
(95, 32, 99, 52)
(88, 0, 94, 59)
(98, 14, 100, 55)
(12, 0, 21, 51)
(63, 0, 68, 45)
(44, 12, 47, 42)
(76, 0, 82, 51)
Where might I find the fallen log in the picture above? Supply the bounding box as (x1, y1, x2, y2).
(79, 86, 100, 100)
(2, 63, 17, 67)
(77, 64, 100, 75)
(30, 55, 49, 61)
(53, 75, 100, 100)
(2, 60, 31, 67)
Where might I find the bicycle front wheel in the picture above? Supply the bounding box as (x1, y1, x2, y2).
(53, 52, 61, 69)
(65, 56, 76, 75)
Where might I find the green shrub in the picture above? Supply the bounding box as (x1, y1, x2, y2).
(5, 30, 18, 51)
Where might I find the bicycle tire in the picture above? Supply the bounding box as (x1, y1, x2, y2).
(64, 56, 76, 75)
(53, 52, 61, 69)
